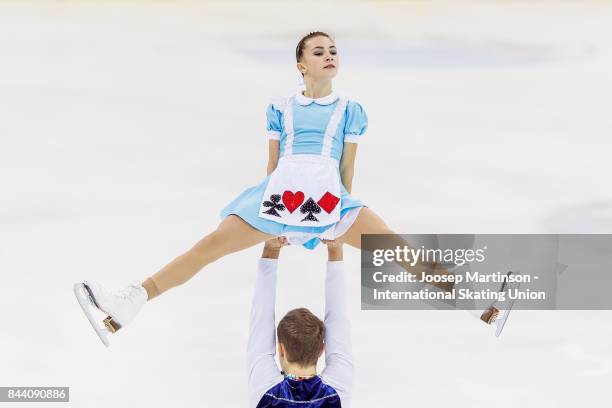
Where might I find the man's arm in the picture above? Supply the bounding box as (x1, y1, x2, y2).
(246, 240, 285, 408)
(320, 243, 354, 407)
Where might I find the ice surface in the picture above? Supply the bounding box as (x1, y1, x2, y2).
(1, 1, 611, 407)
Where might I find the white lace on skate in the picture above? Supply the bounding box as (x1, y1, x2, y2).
(83, 280, 147, 327)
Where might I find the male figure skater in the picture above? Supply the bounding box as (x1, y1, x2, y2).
(247, 237, 353, 407)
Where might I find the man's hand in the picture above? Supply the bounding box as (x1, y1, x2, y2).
(265, 236, 289, 249)
(321, 239, 343, 261)
(262, 236, 289, 259)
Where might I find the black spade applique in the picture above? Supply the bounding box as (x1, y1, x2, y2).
(300, 197, 321, 222)
(262, 194, 285, 217)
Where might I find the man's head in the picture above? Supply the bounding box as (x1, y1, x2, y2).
(277, 308, 325, 370)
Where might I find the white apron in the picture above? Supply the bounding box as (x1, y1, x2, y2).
(258, 96, 348, 227)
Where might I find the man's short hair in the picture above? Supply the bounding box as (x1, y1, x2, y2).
(277, 308, 325, 367)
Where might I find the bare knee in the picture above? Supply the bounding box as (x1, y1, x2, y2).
(190, 229, 227, 262)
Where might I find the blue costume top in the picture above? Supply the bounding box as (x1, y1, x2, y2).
(266, 92, 368, 160)
(256, 376, 341, 408)
(219, 90, 368, 249)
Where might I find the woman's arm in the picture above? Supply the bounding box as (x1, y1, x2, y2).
(266, 140, 280, 176)
(339, 142, 358, 194)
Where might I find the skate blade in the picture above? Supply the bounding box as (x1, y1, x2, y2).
(73, 283, 111, 347)
(494, 284, 521, 337)
(490, 271, 521, 337)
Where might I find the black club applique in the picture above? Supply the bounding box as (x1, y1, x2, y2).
(262, 194, 285, 217)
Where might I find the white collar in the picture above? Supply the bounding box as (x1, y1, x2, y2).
(295, 90, 339, 106)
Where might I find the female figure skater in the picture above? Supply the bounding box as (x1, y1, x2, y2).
(73, 32, 506, 347)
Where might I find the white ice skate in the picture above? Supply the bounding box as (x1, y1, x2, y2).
(73, 280, 147, 347)
(482, 271, 522, 337)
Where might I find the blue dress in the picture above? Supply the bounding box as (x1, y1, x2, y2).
(220, 91, 368, 250)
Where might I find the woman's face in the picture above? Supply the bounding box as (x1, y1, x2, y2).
(297, 35, 339, 81)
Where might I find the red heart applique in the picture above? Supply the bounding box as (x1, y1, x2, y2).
(317, 192, 340, 214)
(282, 190, 305, 213)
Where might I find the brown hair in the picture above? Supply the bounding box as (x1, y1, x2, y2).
(295, 31, 332, 63)
(277, 308, 325, 367)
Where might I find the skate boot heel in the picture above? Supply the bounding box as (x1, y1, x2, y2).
(480, 306, 499, 324)
(103, 316, 121, 333)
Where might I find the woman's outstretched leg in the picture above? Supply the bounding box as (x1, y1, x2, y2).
(143, 215, 275, 299)
(339, 207, 498, 323)
(73, 215, 273, 345)
(339, 207, 453, 292)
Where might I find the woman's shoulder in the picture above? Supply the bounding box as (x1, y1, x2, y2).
(340, 94, 364, 107)
(341, 96, 366, 118)
(267, 96, 291, 113)
(342, 95, 368, 137)
(329, 92, 365, 114)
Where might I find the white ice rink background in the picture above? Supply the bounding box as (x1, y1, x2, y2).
(1, 1, 611, 407)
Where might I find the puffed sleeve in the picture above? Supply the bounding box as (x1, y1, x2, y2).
(265, 101, 284, 141)
(343, 100, 368, 143)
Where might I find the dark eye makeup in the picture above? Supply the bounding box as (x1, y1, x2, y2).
(313, 48, 338, 56)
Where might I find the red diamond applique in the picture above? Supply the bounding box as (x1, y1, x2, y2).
(317, 192, 340, 214)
